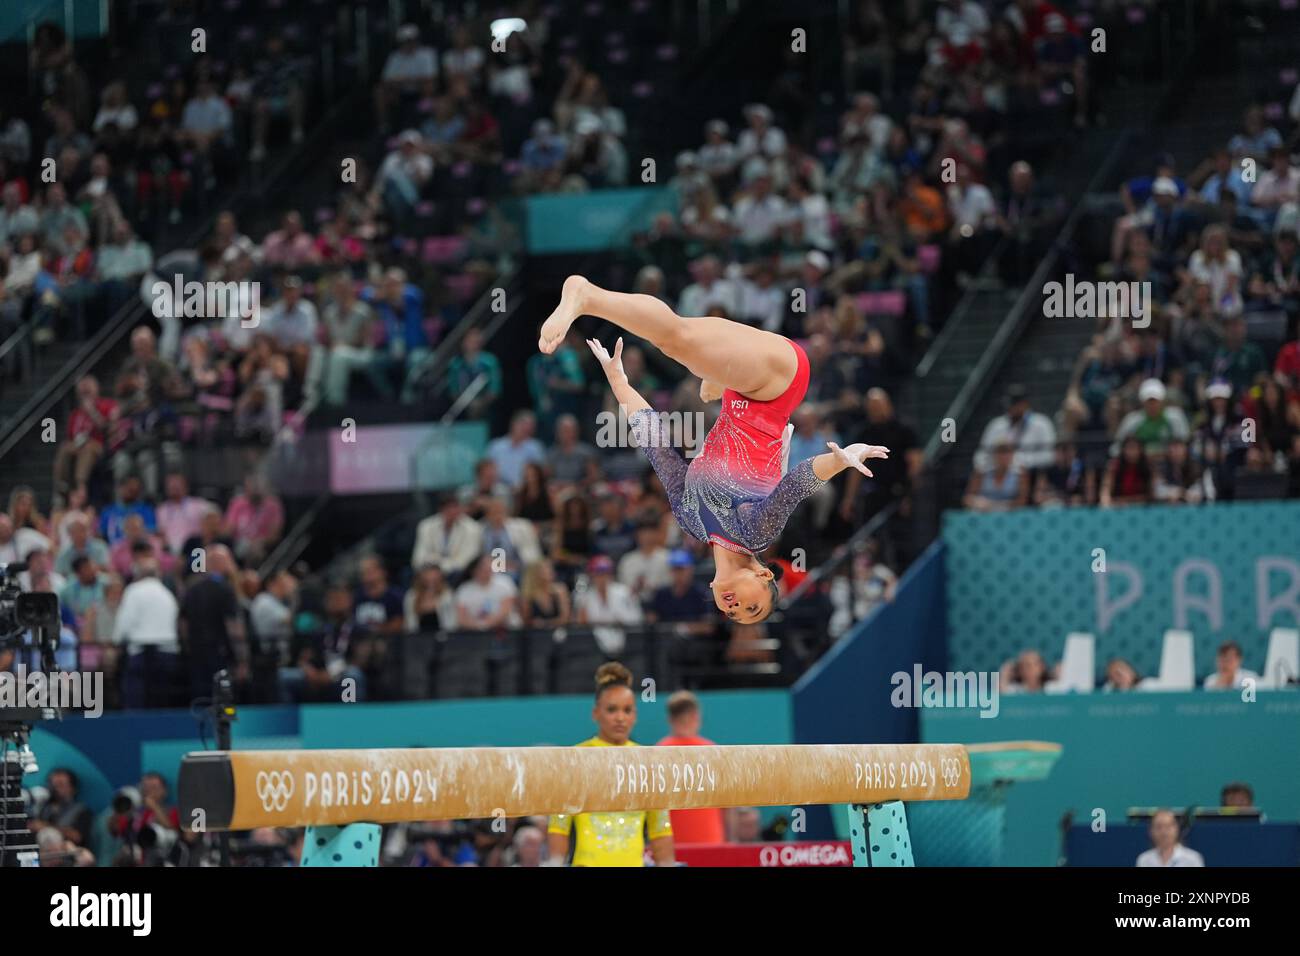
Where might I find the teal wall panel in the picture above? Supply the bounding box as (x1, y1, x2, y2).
(921, 690, 1300, 866)
(943, 502, 1300, 678)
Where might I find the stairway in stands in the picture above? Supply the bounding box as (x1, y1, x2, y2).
(928, 11, 1283, 509)
(900, 121, 1133, 447)
(0, 340, 85, 494)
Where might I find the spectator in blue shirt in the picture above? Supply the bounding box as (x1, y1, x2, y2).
(486, 410, 545, 487)
(99, 476, 157, 547)
(647, 550, 713, 634)
(519, 118, 568, 191)
(363, 267, 429, 403)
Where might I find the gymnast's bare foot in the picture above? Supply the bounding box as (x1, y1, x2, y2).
(539, 275, 589, 353)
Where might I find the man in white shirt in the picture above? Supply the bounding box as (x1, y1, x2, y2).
(411, 497, 483, 580)
(180, 80, 233, 146)
(1202, 640, 1260, 691)
(617, 523, 671, 600)
(377, 24, 438, 132)
(1136, 810, 1205, 867)
(113, 558, 180, 708)
(678, 255, 738, 317)
(698, 119, 737, 182)
(17, 548, 65, 595)
(935, 0, 990, 47)
(577, 555, 642, 654)
(736, 104, 787, 161)
(250, 570, 298, 666)
(975, 385, 1058, 473)
(454, 555, 519, 630)
(0, 514, 50, 565)
(732, 166, 791, 246)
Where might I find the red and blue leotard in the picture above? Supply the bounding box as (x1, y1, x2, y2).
(628, 340, 824, 556)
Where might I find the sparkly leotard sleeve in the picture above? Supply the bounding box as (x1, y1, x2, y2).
(629, 405, 826, 556)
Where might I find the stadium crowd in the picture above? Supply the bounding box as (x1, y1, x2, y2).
(965, 103, 1300, 511)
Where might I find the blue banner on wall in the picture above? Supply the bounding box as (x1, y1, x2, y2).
(525, 187, 676, 254)
(943, 502, 1300, 678)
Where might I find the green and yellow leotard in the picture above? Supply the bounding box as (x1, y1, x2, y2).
(547, 736, 673, 867)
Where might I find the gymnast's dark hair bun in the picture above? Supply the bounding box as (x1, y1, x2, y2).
(595, 661, 633, 698)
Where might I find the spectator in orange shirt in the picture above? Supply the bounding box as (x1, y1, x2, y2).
(898, 167, 949, 242)
(655, 691, 726, 845)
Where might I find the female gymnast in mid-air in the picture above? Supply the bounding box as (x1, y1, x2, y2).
(539, 275, 889, 624)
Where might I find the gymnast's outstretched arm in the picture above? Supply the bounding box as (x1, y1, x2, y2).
(741, 443, 893, 548)
(588, 337, 688, 502)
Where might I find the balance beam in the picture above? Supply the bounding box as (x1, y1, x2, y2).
(179, 743, 971, 831)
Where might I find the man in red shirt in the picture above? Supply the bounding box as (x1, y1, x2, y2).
(52, 374, 118, 503)
(656, 691, 726, 845)
(1275, 329, 1300, 398)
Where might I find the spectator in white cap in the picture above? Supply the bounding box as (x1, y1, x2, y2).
(736, 103, 786, 161)
(1112, 378, 1190, 454)
(376, 24, 438, 133)
(698, 119, 737, 183)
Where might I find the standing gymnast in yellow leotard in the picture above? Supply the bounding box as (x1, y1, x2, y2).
(546, 662, 676, 867)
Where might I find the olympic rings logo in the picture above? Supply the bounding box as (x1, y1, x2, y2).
(939, 757, 963, 789)
(255, 770, 295, 812)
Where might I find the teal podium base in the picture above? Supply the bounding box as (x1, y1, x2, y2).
(848, 801, 915, 866)
(300, 823, 382, 867)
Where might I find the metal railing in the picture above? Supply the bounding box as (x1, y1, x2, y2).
(57, 621, 796, 710)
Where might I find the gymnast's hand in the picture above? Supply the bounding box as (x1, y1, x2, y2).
(586, 336, 627, 385)
(699, 379, 724, 403)
(825, 442, 890, 477)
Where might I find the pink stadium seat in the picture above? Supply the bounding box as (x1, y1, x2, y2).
(445, 274, 477, 302)
(917, 244, 942, 273)
(423, 317, 444, 345)
(421, 236, 467, 265)
(854, 290, 906, 317)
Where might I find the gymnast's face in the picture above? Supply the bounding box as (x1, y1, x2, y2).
(593, 686, 636, 744)
(711, 565, 773, 624)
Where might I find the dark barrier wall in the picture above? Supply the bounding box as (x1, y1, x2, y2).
(790, 541, 949, 838)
